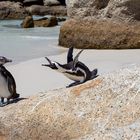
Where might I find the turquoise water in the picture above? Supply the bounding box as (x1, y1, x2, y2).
(0, 18, 64, 63)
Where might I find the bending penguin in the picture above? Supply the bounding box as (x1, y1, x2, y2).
(0, 56, 19, 106)
(42, 47, 98, 87)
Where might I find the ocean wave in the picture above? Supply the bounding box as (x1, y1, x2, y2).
(21, 36, 58, 40)
(2, 24, 21, 28)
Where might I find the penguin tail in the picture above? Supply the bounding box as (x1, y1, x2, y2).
(91, 68, 98, 79)
(12, 93, 20, 99)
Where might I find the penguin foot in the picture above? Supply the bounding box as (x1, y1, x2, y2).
(0, 104, 6, 107)
(10, 98, 20, 103)
(0, 99, 16, 106)
(0, 103, 4, 107)
(9, 98, 27, 104)
(91, 74, 99, 80)
(0, 102, 8, 107)
(91, 69, 99, 80)
(0, 98, 26, 107)
(67, 81, 82, 88)
(91, 68, 98, 76)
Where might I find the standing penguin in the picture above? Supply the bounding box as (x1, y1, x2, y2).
(42, 47, 98, 87)
(0, 56, 19, 106)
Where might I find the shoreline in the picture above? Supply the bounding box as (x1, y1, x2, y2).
(7, 49, 140, 97)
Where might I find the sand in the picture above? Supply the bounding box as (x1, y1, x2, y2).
(7, 49, 140, 97)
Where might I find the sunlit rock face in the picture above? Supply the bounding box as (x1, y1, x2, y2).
(0, 1, 29, 19)
(66, 0, 140, 22)
(59, 19, 140, 49)
(59, 0, 140, 49)
(0, 65, 140, 140)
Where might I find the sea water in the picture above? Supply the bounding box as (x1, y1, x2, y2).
(0, 17, 65, 64)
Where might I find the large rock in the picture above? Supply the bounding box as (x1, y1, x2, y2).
(59, 0, 140, 49)
(21, 16, 58, 28)
(0, 66, 140, 139)
(66, 0, 140, 22)
(34, 16, 58, 27)
(0, 1, 29, 19)
(26, 5, 67, 16)
(21, 16, 34, 28)
(44, 0, 61, 6)
(59, 19, 140, 49)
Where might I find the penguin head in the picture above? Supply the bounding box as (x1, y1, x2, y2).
(42, 57, 58, 70)
(0, 56, 12, 65)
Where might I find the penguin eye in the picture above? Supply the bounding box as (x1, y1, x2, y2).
(51, 63, 58, 69)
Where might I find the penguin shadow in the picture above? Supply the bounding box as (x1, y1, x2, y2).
(0, 98, 27, 107)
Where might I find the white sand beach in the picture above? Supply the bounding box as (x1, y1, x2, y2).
(7, 49, 140, 97)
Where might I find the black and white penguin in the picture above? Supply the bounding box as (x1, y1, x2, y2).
(0, 56, 19, 106)
(42, 47, 98, 87)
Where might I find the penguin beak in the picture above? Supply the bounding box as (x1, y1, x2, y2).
(42, 63, 58, 69)
(42, 57, 58, 70)
(42, 64, 51, 67)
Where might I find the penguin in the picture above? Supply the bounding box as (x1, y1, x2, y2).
(42, 47, 98, 87)
(0, 56, 19, 106)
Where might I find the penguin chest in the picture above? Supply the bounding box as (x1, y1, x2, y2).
(0, 73, 11, 98)
(63, 72, 84, 82)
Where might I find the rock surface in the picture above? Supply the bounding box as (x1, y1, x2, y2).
(34, 16, 58, 27)
(0, 1, 29, 19)
(0, 0, 66, 18)
(44, 0, 60, 6)
(21, 16, 34, 28)
(2, 0, 24, 2)
(21, 16, 58, 28)
(59, 19, 140, 49)
(66, 0, 140, 22)
(0, 65, 140, 139)
(26, 5, 67, 16)
(59, 0, 140, 49)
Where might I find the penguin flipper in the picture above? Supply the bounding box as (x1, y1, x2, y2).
(73, 49, 83, 69)
(7, 76, 17, 97)
(67, 81, 83, 88)
(67, 47, 74, 63)
(45, 57, 52, 65)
